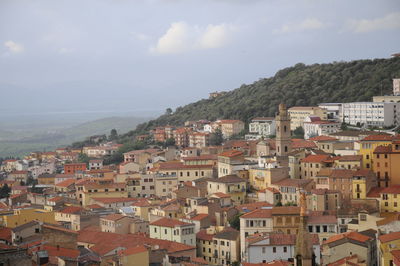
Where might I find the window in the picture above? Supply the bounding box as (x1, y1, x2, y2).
(273, 247, 276, 253)
(154, 228, 157, 233)
(283, 247, 287, 253)
(262, 247, 266, 253)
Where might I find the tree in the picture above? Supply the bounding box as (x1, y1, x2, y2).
(341, 122, 348, 130)
(292, 126, 304, 139)
(228, 213, 243, 230)
(275, 201, 283, 207)
(165, 108, 173, 115)
(109, 129, 118, 141)
(0, 184, 11, 199)
(210, 128, 223, 146)
(78, 153, 90, 165)
(164, 138, 175, 147)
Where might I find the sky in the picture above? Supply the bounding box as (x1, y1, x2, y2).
(0, 0, 400, 119)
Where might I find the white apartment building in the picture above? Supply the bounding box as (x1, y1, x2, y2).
(318, 103, 342, 121)
(303, 118, 341, 139)
(341, 102, 400, 127)
(246, 117, 276, 140)
(149, 217, 196, 246)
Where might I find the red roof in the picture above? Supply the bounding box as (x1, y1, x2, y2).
(0, 227, 12, 242)
(196, 229, 214, 241)
(236, 202, 273, 212)
(55, 178, 76, 187)
(301, 154, 331, 163)
(309, 136, 338, 141)
(59, 206, 83, 214)
(30, 244, 79, 260)
(241, 208, 272, 219)
(242, 261, 291, 266)
(211, 192, 231, 198)
(374, 145, 392, 153)
(101, 214, 126, 221)
(190, 214, 209, 221)
(150, 217, 192, 228)
(291, 139, 317, 149)
(92, 197, 138, 204)
(362, 135, 394, 141)
(326, 254, 361, 266)
(380, 185, 400, 194)
(324, 231, 371, 245)
(119, 245, 148, 256)
(218, 150, 244, 158)
(379, 231, 400, 243)
(367, 187, 384, 198)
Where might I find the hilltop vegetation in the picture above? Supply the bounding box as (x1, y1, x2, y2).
(121, 57, 400, 139)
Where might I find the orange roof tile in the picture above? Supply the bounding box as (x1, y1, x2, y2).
(55, 178, 76, 187)
(218, 150, 244, 157)
(241, 208, 272, 219)
(190, 214, 209, 221)
(362, 135, 394, 141)
(59, 206, 83, 214)
(380, 185, 400, 194)
(119, 245, 148, 256)
(301, 154, 331, 163)
(92, 197, 138, 204)
(379, 231, 400, 243)
(324, 231, 371, 245)
(309, 135, 338, 141)
(150, 217, 192, 228)
(101, 214, 126, 221)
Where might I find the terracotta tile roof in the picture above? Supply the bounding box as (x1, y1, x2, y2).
(374, 145, 392, 153)
(30, 244, 80, 260)
(47, 196, 64, 202)
(273, 178, 313, 188)
(101, 214, 126, 221)
(43, 224, 78, 234)
(84, 182, 126, 190)
(0, 227, 12, 242)
(131, 199, 152, 207)
(379, 231, 400, 243)
(190, 214, 209, 221)
(150, 217, 192, 228)
(326, 254, 361, 266)
(0, 202, 8, 209)
(301, 154, 331, 163)
(119, 245, 148, 256)
(337, 155, 362, 161)
(324, 231, 371, 245)
(380, 185, 400, 194)
(311, 188, 339, 195)
(367, 187, 384, 198)
(309, 136, 338, 142)
(181, 154, 217, 161)
(214, 228, 239, 240)
(376, 213, 400, 226)
(209, 175, 245, 184)
(211, 192, 231, 198)
(330, 169, 354, 179)
(390, 250, 400, 261)
(316, 168, 333, 177)
(362, 134, 394, 141)
(307, 215, 337, 224)
(218, 150, 244, 158)
(59, 206, 83, 214)
(196, 229, 214, 241)
(291, 139, 317, 149)
(241, 208, 272, 219)
(86, 204, 103, 209)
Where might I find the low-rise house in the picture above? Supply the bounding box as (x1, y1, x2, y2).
(207, 175, 247, 205)
(118, 245, 149, 266)
(378, 231, 400, 266)
(11, 220, 41, 245)
(90, 197, 138, 210)
(376, 213, 400, 234)
(149, 217, 196, 246)
(218, 120, 245, 138)
(196, 226, 240, 265)
(271, 207, 300, 235)
(180, 214, 210, 234)
(7, 171, 29, 184)
(307, 214, 338, 242)
(239, 207, 274, 259)
(271, 178, 315, 205)
(100, 213, 147, 234)
(378, 185, 400, 213)
(89, 159, 103, 170)
(245, 232, 320, 265)
(321, 231, 377, 266)
(79, 182, 127, 206)
(156, 161, 215, 182)
(304, 117, 340, 139)
(55, 206, 97, 231)
(64, 163, 87, 174)
(257, 187, 282, 205)
(154, 174, 178, 198)
(1, 208, 56, 228)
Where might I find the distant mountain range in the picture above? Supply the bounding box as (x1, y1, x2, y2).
(0, 116, 150, 157)
(129, 57, 400, 136)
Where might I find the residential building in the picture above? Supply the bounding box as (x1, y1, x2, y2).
(379, 185, 400, 213)
(149, 217, 196, 246)
(248, 166, 288, 191)
(207, 175, 247, 205)
(321, 231, 377, 266)
(1, 208, 56, 228)
(306, 189, 340, 212)
(342, 102, 400, 127)
(78, 182, 127, 206)
(189, 132, 210, 148)
(156, 161, 214, 182)
(218, 120, 245, 138)
(378, 231, 400, 266)
(373, 143, 400, 186)
(88, 159, 103, 170)
(239, 207, 273, 259)
(154, 174, 178, 198)
(118, 245, 149, 266)
(318, 103, 342, 120)
(271, 178, 315, 205)
(64, 163, 87, 174)
(359, 134, 393, 170)
(300, 154, 331, 180)
(352, 170, 377, 200)
(288, 106, 327, 130)
(271, 206, 300, 235)
(218, 150, 245, 177)
(303, 118, 340, 139)
(307, 214, 338, 242)
(246, 117, 276, 140)
(100, 214, 141, 234)
(245, 233, 320, 265)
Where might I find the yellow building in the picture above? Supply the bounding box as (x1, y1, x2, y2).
(248, 167, 287, 191)
(358, 135, 393, 170)
(2, 208, 56, 228)
(351, 170, 377, 200)
(80, 182, 127, 206)
(379, 185, 400, 213)
(288, 106, 327, 130)
(207, 175, 247, 205)
(118, 245, 149, 266)
(378, 231, 400, 266)
(373, 143, 400, 187)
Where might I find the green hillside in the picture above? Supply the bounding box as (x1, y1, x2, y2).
(127, 57, 400, 137)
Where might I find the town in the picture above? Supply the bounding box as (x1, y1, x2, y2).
(0, 78, 399, 266)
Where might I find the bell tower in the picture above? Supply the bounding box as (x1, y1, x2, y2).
(275, 103, 292, 157)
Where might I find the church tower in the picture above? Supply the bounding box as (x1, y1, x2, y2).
(295, 191, 315, 266)
(275, 103, 292, 157)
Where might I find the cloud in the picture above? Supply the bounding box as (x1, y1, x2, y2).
(150, 21, 235, 55)
(346, 12, 400, 33)
(4, 40, 24, 54)
(274, 18, 326, 34)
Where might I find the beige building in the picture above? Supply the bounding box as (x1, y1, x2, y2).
(217, 150, 245, 177)
(248, 167, 287, 191)
(288, 106, 327, 130)
(219, 120, 245, 138)
(100, 214, 144, 234)
(196, 227, 240, 265)
(207, 175, 247, 205)
(157, 161, 214, 182)
(154, 174, 178, 198)
(189, 132, 210, 148)
(149, 217, 196, 246)
(306, 189, 340, 212)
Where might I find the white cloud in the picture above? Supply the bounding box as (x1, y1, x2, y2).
(150, 21, 235, 55)
(4, 40, 24, 54)
(274, 18, 326, 34)
(346, 12, 400, 33)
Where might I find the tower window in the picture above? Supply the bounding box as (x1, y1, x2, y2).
(284, 126, 287, 132)
(285, 146, 288, 152)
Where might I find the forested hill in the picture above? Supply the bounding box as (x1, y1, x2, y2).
(128, 57, 400, 137)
